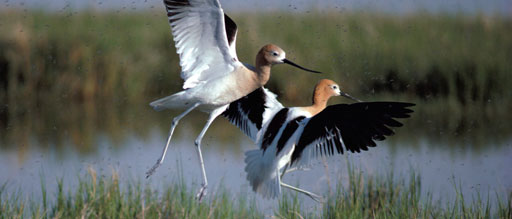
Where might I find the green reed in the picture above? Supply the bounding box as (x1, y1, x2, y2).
(1, 166, 510, 218)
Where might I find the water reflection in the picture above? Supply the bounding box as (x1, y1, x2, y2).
(2, 99, 511, 154)
(0, 101, 511, 210)
(0, 100, 254, 161)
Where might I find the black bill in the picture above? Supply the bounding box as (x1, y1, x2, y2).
(283, 58, 322, 74)
(340, 91, 363, 102)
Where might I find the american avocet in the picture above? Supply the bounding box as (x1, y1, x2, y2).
(224, 79, 414, 201)
(146, 0, 321, 200)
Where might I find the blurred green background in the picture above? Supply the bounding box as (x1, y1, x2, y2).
(0, 2, 511, 217)
(0, 8, 511, 154)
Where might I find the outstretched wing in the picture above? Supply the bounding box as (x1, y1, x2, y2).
(223, 13, 238, 58)
(164, 0, 239, 89)
(222, 87, 284, 141)
(291, 102, 415, 166)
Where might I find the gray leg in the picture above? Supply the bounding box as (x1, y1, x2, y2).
(146, 103, 200, 178)
(280, 164, 324, 202)
(281, 165, 310, 177)
(280, 182, 325, 203)
(280, 164, 289, 179)
(285, 166, 311, 174)
(194, 105, 228, 202)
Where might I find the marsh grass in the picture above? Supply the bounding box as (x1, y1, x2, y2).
(1, 167, 262, 218)
(0, 10, 511, 106)
(1, 165, 510, 218)
(277, 163, 512, 218)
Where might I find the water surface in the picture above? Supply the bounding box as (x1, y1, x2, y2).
(1, 105, 510, 212)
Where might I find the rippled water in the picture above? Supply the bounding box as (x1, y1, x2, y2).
(0, 107, 511, 211)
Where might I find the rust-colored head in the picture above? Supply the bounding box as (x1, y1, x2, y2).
(312, 79, 341, 104)
(255, 44, 321, 73)
(312, 79, 361, 105)
(303, 79, 361, 115)
(256, 44, 286, 65)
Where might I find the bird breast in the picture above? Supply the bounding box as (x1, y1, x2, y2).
(192, 65, 260, 108)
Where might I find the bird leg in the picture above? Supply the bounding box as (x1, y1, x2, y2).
(281, 164, 310, 176)
(280, 164, 324, 203)
(280, 182, 325, 203)
(285, 166, 310, 174)
(146, 103, 200, 178)
(280, 164, 289, 179)
(194, 105, 228, 202)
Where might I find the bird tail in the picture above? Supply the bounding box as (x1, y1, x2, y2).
(244, 149, 281, 199)
(149, 91, 190, 111)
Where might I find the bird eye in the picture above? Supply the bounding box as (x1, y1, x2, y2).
(272, 52, 278, 56)
(332, 85, 338, 90)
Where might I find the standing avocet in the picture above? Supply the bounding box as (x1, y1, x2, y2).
(146, 0, 321, 201)
(223, 79, 414, 201)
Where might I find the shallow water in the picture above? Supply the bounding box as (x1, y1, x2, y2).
(0, 107, 511, 212)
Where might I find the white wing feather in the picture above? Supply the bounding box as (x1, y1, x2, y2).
(256, 88, 285, 139)
(164, 0, 239, 89)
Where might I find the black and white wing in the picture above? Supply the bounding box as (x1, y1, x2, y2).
(291, 102, 415, 166)
(222, 87, 284, 141)
(164, 0, 239, 89)
(223, 13, 238, 58)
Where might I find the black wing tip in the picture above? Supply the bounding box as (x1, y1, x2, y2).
(356, 101, 416, 110)
(385, 101, 416, 107)
(164, 0, 191, 22)
(164, 0, 190, 4)
(224, 13, 237, 27)
(223, 13, 238, 46)
(164, 0, 190, 9)
(292, 101, 416, 164)
(392, 102, 416, 107)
